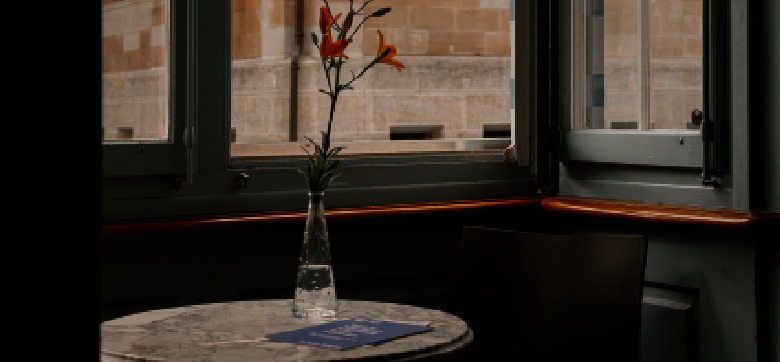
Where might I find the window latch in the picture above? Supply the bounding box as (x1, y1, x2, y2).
(237, 173, 249, 189)
(691, 109, 702, 126)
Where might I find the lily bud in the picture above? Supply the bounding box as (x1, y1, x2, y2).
(341, 10, 354, 39)
(371, 7, 391, 18)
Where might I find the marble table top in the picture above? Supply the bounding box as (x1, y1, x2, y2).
(100, 299, 473, 361)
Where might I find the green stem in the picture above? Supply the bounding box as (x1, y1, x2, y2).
(327, 60, 342, 138)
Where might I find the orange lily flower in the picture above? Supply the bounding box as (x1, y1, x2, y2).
(319, 6, 342, 38)
(376, 30, 405, 72)
(319, 6, 349, 60)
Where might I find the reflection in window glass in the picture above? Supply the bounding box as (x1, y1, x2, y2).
(102, 0, 170, 141)
(649, 0, 702, 130)
(575, 0, 702, 131)
(231, 0, 513, 160)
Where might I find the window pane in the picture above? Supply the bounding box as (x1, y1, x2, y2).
(231, 0, 514, 160)
(102, 0, 170, 142)
(573, 0, 702, 131)
(649, 0, 702, 130)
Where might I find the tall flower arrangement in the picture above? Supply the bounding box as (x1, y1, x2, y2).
(298, 0, 405, 192)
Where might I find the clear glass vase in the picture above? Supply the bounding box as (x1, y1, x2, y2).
(293, 191, 338, 320)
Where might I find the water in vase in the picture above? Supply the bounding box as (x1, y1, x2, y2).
(293, 264, 338, 319)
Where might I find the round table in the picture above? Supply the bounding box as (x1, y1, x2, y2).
(100, 299, 473, 361)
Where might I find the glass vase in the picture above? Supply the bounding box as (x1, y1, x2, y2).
(292, 191, 338, 320)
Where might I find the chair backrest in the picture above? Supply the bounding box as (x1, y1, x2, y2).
(449, 226, 648, 361)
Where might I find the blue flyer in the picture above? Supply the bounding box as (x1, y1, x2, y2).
(265, 317, 433, 350)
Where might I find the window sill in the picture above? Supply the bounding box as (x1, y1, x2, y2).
(541, 196, 778, 228)
(102, 196, 778, 238)
(102, 197, 541, 238)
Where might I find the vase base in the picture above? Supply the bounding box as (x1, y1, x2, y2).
(293, 307, 338, 321)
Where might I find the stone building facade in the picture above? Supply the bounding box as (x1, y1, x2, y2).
(101, 0, 703, 156)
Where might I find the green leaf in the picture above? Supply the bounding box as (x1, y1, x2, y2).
(311, 32, 319, 47)
(320, 172, 341, 190)
(305, 136, 323, 157)
(319, 89, 331, 95)
(321, 132, 330, 154)
(324, 159, 343, 175)
(300, 145, 312, 157)
(297, 168, 310, 183)
(327, 146, 345, 158)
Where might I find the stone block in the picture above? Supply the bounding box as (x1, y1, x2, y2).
(366, 57, 417, 89)
(484, 32, 510, 55)
(651, 90, 701, 129)
(243, 96, 276, 134)
(410, 7, 455, 31)
(500, 11, 510, 30)
(362, 4, 409, 28)
(480, 0, 510, 9)
(139, 29, 151, 50)
(681, 15, 701, 36)
(124, 32, 140, 52)
(421, 0, 480, 7)
(683, 1, 701, 16)
(604, 91, 638, 124)
(234, 63, 290, 91)
(650, 60, 702, 88)
(232, 95, 248, 127)
(605, 34, 638, 58)
(151, 25, 166, 47)
(651, 36, 684, 58)
(261, 26, 293, 58)
(370, 94, 464, 133)
(428, 31, 484, 54)
(605, 11, 636, 35)
(246, 0, 261, 13)
(245, 11, 262, 34)
(103, 35, 124, 63)
(605, 0, 636, 14)
(234, 12, 245, 35)
(684, 36, 702, 58)
(150, 45, 164, 68)
(295, 94, 322, 134)
(456, 9, 502, 31)
(234, 0, 246, 13)
(466, 94, 510, 131)
(152, 3, 166, 26)
(317, 93, 368, 134)
(138, 101, 164, 135)
(133, 1, 153, 33)
(137, 49, 151, 69)
(363, 28, 427, 55)
(604, 59, 637, 91)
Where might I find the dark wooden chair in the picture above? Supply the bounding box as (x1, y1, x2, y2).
(447, 226, 648, 361)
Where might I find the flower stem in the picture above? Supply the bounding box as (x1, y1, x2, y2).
(327, 59, 342, 137)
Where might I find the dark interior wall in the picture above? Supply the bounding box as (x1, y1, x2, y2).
(102, 205, 765, 361)
(749, 0, 780, 359)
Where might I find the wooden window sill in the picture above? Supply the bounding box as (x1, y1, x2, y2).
(102, 197, 542, 238)
(541, 196, 779, 228)
(102, 196, 778, 237)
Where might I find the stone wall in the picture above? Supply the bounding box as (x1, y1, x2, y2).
(602, 0, 703, 129)
(102, 0, 169, 140)
(232, 55, 511, 145)
(101, 0, 704, 144)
